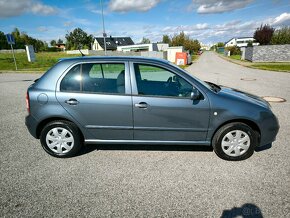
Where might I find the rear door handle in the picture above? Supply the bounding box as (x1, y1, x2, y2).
(134, 102, 148, 109)
(65, 99, 79, 105)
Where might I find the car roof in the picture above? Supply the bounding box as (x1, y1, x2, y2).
(58, 56, 170, 64)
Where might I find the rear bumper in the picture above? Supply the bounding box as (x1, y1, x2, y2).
(25, 115, 38, 139)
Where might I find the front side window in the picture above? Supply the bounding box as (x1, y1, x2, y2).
(134, 64, 193, 98)
(60, 63, 125, 94)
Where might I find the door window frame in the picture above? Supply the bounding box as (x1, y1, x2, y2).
(56, 60, 132, 95)
(129, 61, 205, 100)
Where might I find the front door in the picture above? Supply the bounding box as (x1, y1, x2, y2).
(56, 61, 133, 140)
(131, 63, 210, 142)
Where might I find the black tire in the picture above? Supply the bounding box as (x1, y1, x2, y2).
(212, 122, 258, 161)
(40, 120, 83, 158)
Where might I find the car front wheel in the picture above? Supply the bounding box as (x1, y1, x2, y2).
(40, 120, 82, 158)
(212, 122, 258, 161)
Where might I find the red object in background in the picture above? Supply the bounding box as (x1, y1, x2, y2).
(175, 52, 187, 65)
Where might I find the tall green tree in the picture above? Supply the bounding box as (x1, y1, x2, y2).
(254, 24, 275, 45)
(271, 27, 290, 45)
(50, 40, 56, 46)
(140, 37, 150, 44)
(0, 31, 10, 49)
(65, 28, 92, 50)
(162, 35, 171, 45)
(216, 42, 225, 47)
(171, 32, 200, 54)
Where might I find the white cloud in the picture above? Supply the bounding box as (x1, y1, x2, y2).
(109, 0, 160, 12)
(0, 0, 57, 18)
(271, 12, 290, 26)
(191, 0, 254, 14)
(31, 2, 57, 15)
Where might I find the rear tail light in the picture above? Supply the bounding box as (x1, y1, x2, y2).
(26, 92, 30, 114)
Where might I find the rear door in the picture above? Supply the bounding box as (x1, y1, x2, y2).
(131, 63, 210, 142)
(56, 61, 133, 140)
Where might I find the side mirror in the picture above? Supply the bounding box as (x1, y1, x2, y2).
(190, 88, 200, 100)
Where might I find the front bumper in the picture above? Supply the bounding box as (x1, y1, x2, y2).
(258, 113, 280, 147)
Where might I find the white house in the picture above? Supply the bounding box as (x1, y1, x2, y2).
(117, 43, 169, 52)
(225, 37, 259, 47)
(92, 37, 134, 51)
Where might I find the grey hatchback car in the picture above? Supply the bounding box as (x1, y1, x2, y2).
(25, 56, 279, 160)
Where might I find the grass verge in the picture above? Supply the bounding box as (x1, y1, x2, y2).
(229, 55, 241, 60)
(249, 63, 290, 72)
(217, 52, 290, 73)
(0, 52, 80, 72)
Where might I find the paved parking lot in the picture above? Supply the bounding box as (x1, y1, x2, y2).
(0, 52, 289, 217)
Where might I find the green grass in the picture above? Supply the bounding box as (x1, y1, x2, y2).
(250, 63, 290, 72)
(229, 55, 241, 60)
(0, 52, 80, 72)
(192, 54, 199, 61)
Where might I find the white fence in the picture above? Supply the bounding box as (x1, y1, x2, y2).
(0, 49, 26, 53)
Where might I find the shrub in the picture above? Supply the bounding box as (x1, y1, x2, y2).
(46, 47, 62, 52)
(254, 24, 275, 45)
(225, 46, 241, 55)
(271, 27, 290, 45)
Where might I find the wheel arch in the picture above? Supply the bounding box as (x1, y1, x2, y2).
(36, 117, 84, 140)
(211, 119, 261, 145)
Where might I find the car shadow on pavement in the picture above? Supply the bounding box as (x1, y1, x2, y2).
(221, 203, 263, 218)
(78, 144, 213, 156)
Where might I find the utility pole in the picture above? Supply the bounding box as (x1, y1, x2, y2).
(100, 0, 107, 55)
(10, 43, 17, 70)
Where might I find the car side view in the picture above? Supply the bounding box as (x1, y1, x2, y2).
(25, 56, 279, 160)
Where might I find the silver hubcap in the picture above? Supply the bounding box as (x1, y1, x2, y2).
(221, 130, 250, 157)
(46, 127, 74, 154)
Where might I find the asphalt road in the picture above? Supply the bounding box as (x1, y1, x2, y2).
(0, 52, 289, 217)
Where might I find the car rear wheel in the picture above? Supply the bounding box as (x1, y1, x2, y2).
(40, 120, 82, 158)
(212, 122, 258, 161)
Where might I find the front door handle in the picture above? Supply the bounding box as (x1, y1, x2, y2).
(134, 102, 148, 109)
(65, 99, 79, 105)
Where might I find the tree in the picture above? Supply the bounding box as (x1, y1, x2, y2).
(271, 27, 290, 45)
(171, 32, 200, 54)
(140, 37, 150, 44)
(216, 42, 224, 47)
(254, 24, 275, 45)
(50, 40, 56, 46)
(57, 39, 63, 44)
(0, 31, 10, 49)
(225, 46, 241, 55)
(65, 28, 92, 50)
(162, 35, 171, 45)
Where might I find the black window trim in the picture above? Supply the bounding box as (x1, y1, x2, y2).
(58, 61, 128, 95)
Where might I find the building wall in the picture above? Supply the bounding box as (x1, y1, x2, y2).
(67, 49, 140, 56)
(167, 47, 184, 62)
(244, 45, 290, 62)
(92, 40, 104, 51)
(141, 51, 167, 59)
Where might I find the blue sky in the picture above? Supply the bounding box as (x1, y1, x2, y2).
(0, 0, 290, 45)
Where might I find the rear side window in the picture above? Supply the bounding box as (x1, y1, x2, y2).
(60, 65, 81, 92)
(60, 63, 125, 94)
